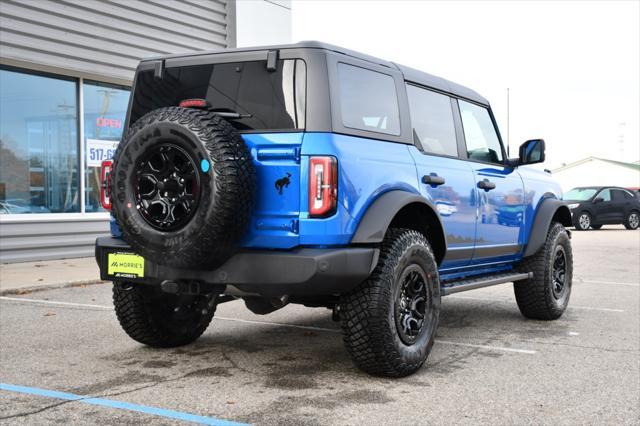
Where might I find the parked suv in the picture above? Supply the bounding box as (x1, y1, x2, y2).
(564, 186, 640, 230)
(96, 42, 573, 377)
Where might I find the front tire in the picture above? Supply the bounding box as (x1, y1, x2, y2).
(624, 210, 640, 230)
(574, 211, 591, 230)
(339, 229, 440, 377)
(514, 222, 573, 320)
(113, 282, 216, 347)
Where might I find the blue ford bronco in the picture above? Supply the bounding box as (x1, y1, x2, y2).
(96, 42, 573, 377)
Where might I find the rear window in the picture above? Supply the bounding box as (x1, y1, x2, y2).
(337, 63, 400, 136)
(130, 59, 306, 131)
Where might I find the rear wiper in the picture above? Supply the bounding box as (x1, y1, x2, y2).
(214, 111, 252, 119)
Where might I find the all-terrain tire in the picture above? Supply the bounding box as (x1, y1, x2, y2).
(113, 282, 215, 347)
(514, 222, 573, 320)
(111, 107, 255, 269)
(339, 228, 440, 377)
(573, 211, 591, 231)
(623, 210, 640, 230)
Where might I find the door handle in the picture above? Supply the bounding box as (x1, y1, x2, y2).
(422, 174, 445, 186)
(477, 178, 496, 191)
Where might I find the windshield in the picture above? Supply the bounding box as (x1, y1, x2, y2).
(563, 188, 597, 201)
(130, 59, 306, 131)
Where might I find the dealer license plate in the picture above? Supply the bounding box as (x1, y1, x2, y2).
(107, 252, 145, 279)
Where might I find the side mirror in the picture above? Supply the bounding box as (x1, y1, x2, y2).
(517, 139, 546, 166)
(593, 197, 604, 204)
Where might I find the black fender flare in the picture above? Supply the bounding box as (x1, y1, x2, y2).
(523, 198, 572, 257)
(351, 190, 446, 253)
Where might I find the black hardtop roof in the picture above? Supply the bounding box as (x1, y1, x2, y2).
(144, 41, 489, 106)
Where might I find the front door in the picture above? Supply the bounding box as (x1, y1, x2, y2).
(592, 188, 615, 223)
(457, 99, 524, 263)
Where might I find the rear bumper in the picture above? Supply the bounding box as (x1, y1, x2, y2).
(95, 237, 378, 296)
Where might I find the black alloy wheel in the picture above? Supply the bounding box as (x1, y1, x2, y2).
(395, 266, 429, 345)
(551, 246, 568, 299)
(135, 143, 201, 231)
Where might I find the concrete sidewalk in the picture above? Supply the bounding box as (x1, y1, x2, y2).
(0, 257, 105, 295)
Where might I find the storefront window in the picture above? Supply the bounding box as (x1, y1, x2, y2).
(82, 81, 130, 212)
(0, 68, 79, 214)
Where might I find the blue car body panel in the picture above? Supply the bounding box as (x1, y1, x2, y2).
(109, 131, 563, 279)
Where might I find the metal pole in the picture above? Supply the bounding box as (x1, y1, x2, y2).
(507, 87, 510, 153)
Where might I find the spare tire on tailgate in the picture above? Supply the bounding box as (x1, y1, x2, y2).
(111, 107, 255, 269)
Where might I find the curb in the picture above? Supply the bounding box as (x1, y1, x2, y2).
(0, 280, 108, 296)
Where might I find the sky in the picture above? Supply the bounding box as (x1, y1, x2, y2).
(291, 0, 640, 169)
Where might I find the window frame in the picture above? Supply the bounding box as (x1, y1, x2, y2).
(454, 98, 508, 166)
(611, 188, 634, 200)
(402, 77, 509, 166)
(326, 52, 412, 145)
(405, 82, 462, 160)
(0, 64, 131, 218)
(596, 188, 612, 202)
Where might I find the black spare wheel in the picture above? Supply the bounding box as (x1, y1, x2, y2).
(111, 107, 255, 269)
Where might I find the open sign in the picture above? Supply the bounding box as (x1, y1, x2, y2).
(96, 117, 122, 128)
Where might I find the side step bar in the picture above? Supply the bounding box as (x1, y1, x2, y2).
(441, 272, 532, 296)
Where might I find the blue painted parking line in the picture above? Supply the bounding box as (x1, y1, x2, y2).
(0, 383, 248, 426)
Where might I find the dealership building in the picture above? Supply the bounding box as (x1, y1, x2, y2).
(0, 0, 291, 262)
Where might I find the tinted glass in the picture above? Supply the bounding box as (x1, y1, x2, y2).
(0, 68, 79, 214)
(597, 189, 612, 201)
(83, 81, 130, 212)
(458, 100, 504, 164)
(407, 85, 458, 157)
(611, 189, 631, 200)
(131, 59, 306, 131)
(338, 63, 400, 135)
(564, 188, 598, 201)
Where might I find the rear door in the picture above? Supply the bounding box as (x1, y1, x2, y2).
(611, 189, 633, 221)
(406, 84, 477, 268)
(456, 99, 525, 263)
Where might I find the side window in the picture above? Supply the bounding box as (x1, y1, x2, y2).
(337, 63, 400, 135)
(598, 189, 612, 202)
(458, 100, 504, 164)
(612, 189, 631, 200)
(406, 85, 458, 157)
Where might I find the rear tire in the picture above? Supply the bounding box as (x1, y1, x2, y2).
(339, 228, 440, 377)
(624, 210, 640, 230)
(514, 222, 573, 320)
(573, 211, 591, 230)
(113, 282, 216, 347)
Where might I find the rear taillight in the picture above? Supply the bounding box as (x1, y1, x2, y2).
(100, 160, 113, 210)
(179, 98, 209, 108)
(309, 156, 338, 217)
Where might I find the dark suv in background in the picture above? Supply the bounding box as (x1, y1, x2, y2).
(564, 186, 640, 230)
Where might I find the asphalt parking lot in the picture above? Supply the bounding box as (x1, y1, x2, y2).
(1, 226, 639, 425)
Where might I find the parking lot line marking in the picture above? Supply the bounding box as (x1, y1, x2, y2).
(0, 296, 112, 310)
(575, 279, 639, 287)
(0, 297, 538, 355)
(436, 340, 537, 354)
(0, 383, 247, 426)
(448, 295, 625, 313)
